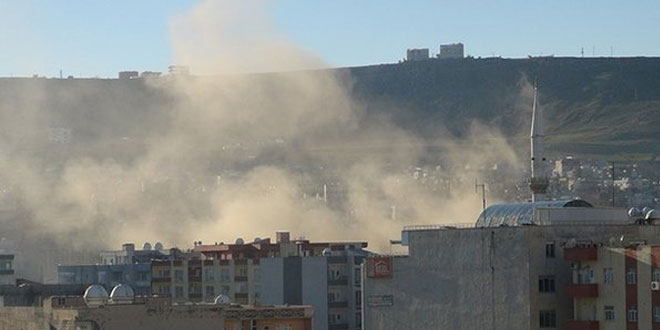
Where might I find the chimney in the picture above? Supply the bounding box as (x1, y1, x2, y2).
(276, 231, 290, 244)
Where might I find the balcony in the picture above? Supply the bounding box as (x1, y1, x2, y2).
(566, 284, 598, 298)
(564, 247, 597, 261)
(327, 256, 348, 264)
(0, 269, 14, 275)
(328, 301, 349, 308)
(328, 276, 348, 286)
(151, 277, 171, 283)
(189, 293, 202, 300)
(565, 320, 599, 330)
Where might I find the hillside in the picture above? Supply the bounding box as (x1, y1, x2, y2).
(348, 57, 660, 159)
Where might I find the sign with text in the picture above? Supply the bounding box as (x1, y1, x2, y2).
(367, 295, 394, 307)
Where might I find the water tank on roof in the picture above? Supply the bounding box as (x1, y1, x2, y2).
(84, 285, 109, 307)
(143, 242, 152, 251)
(109, 284, 135, 304)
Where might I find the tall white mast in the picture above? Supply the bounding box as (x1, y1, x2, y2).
(530, 85, 549, 202)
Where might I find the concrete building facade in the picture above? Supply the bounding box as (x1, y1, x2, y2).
(0, 294, 314, 330)
(363, 223, 660, 330)
(260, 245, 368, 330)
(438, 43, 464, 59)
(406, 48, 430, 61)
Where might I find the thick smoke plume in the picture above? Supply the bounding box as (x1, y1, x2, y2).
(0, 1, 522, 280)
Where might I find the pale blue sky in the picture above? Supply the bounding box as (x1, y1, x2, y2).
(1, 0, 658, 77)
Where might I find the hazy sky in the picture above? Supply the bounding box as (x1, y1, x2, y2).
(1, 0, 658, 77)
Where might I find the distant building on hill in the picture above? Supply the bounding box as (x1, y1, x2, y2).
(406, 48, 430, 61)
(439, 43, 464, 59)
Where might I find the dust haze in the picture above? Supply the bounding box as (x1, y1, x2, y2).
(0, 0, 523, 278)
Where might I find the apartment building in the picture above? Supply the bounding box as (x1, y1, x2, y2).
(566, 242, 660, 330)
(151, 231, 368, 330)
(363, 201, 660, 330)
(260, 244, 369, 330)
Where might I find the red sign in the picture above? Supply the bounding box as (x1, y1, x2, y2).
(366, 256, 392, 278)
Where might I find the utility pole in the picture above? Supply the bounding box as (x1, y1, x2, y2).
(475, 179, 487, 211)
(610, 162, 615, 207)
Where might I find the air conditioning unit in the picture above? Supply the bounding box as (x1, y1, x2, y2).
(651, 281, 660, 291)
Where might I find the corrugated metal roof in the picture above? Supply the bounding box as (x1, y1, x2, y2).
(475, 199, 593, 227)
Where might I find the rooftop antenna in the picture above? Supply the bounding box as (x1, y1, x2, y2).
(581, 47, 584, 58)
(475, 179, 486, 211)
(529, 80, 549, 202)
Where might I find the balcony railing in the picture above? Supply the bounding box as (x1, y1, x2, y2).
(566, 284, 598, 298)
(151, 277, 171, 283)
(564, 247, 598, 261)
(328, 301, 349, 308)
(328, 276, 348, 286)
(565, 320, 599, 330)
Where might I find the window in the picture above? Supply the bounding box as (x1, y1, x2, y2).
(354, 267, 361, 287)
(355, 290, 362, 306)
(174, 269, 184, 282)
(605, 306, 615, 321)
(603, 268, 614, 284)
(539, 310, 556, 328)
(578, 268, 595, 284)
(205, 268, 215, 281)
(538, 276, 556, 293)
(220, 285, 230, 294)
(628, 306, 638, 322)
(356, 312, 362, 329)
(654, 268, 660, 282)
(654, 306, 660, 323)
(251, 320, 257, 330)
(253, 267, 261, 282)
(175, 286, 184, 298)
(545, 242, 555, 258)
(626, 268, 637, 285)
(220, 268, 231, 282)
(205, 285, 215, 297)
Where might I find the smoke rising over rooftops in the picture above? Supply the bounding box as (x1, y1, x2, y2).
(0, 0, 522, 270)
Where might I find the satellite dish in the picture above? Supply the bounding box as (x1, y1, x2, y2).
(214, 294, 231, 305)
(109, 284, 135, 304)
(619, 235, 626, 244)
(566, 238, 577, 248)
(642, 207, 652, 216)
(84, 285, 109, 307)
(646, 209, 659, 221)
(154, 242, 164, 251)
(143, 242, 152, 251)
(608, 237, 616, 247)
(628, 207, 642, 219)
(253, 237, 261, 243)
(235, 238, 244, 245)
(322, 248, 332, 257)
